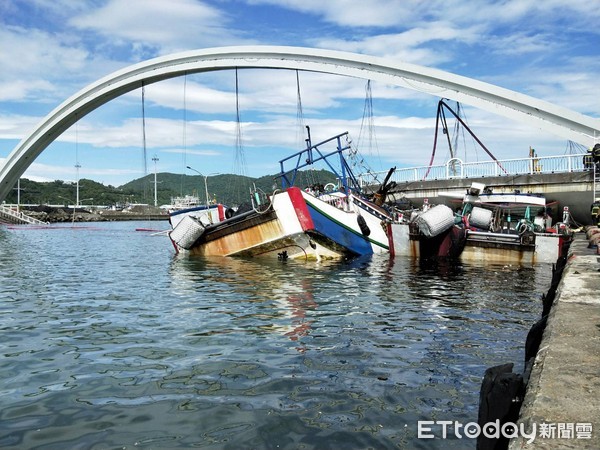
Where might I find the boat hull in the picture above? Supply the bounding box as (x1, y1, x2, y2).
(169, 204, 224, 229)
(459, 231, 570, 264)
(388, 223, 466, 259)
(301, 191, 390, 256)
(169, 187, 345, 259)
(388, 222, 570, 264)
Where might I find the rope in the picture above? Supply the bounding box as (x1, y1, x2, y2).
(180, 75, 187, 196)
(232, 68, 251, 205)
(141, 82, 149, 201)
(296, 70, 306, 149)
(356, 80, 382, 169)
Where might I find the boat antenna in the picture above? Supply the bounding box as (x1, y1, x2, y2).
(297, 72, 317, 187)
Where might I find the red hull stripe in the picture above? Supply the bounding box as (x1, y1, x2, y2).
(287, 187, 315, 231)
(387, 223, 395, 257)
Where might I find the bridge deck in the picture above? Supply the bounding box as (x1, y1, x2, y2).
(358, 153, 597, 225)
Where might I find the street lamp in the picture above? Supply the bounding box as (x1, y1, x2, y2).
(152, 155, 159, 207)
(14, 178, 22, 213)
(57, 195, 73, 207)
(186, 166, 219, 206)
(58, 195, 77, 224)
(205, 172, 220, 205)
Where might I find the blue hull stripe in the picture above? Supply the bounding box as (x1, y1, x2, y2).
(306, 203, 373, 255)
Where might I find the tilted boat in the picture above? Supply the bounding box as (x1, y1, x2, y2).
(168, 186, 343, 259)
(277, 130, 392, 256)
(169, 203, 224, 230)
(388, 182, 572, 264)
(168, 131, 392, 259)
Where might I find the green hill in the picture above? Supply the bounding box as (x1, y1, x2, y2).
(5, 169, 337, 207)
(4, 178, 137, 207)
(121, 168, 338, 206)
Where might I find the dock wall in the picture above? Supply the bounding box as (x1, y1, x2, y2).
(509, 232, 600, 448)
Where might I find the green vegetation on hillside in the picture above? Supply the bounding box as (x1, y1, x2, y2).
(5, 169, 338, 207)
(4, 178, 137, 207)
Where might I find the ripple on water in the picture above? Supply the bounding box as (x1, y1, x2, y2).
(0, 222, 552, 449)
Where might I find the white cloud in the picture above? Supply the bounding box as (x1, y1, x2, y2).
(0, 26, 90, 102)
(141, 79, 238, 114)
(0, 114, 43, 140)
(253, 0, 600, 30)
(313, 22, 482, 65)
(248, 0, 426, 27)
(1, 0, 598, 189)
(521, 68, 600, 116)
(162, 148, 222, 157)
(480, 55, 600, 117)
(69, 0, 251, 53)
(138, 70, 428, 119)
(466, 0, 600, 28)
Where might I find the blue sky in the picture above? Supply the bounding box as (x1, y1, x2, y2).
(1, 0, 599, 188)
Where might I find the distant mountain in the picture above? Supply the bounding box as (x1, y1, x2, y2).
(4, 178, 137, 207)
(121, 169, 338, 206)
(6, 169, 338, 207)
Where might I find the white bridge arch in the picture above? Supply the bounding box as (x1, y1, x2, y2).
(1, 45, 599, 201)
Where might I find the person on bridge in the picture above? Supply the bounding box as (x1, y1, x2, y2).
(585, 143, 600, 170)
(584, 143, 600, 170)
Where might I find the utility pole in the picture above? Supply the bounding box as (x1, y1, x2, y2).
(152, 155, 159, 207)
(75, 162, 81, 205)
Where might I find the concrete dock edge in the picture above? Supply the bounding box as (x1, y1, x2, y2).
(510, 232, 600, 449)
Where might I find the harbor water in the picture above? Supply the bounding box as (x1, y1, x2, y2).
(0, 221, 552, 449)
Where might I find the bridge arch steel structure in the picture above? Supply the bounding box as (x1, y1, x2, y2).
(1, 45, 599, 201)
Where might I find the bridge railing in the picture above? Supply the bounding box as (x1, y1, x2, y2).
(0, 204, 48, 225)
(358, 153, 589, 186)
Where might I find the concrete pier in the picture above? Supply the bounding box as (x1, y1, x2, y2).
(510, 232, 600, 448)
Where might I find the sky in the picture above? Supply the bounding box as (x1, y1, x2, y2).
(1, 0, 599, 189)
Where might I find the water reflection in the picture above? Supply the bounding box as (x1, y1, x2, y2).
(0, 222, 554, 449)
(170, 256, 334, 349)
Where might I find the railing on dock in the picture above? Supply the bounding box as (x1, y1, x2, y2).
(358, 153, 589, 186)
(0, 205, 48, 225)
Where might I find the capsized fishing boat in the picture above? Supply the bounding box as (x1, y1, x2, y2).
(168, 186, 344, 259)
(277, 129, 392, 256)
(168, 130, 392, 259)
(388, 182, 572, 263)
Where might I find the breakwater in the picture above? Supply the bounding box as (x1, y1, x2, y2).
(477, 229, 599, 449)
(510, 231, 599, 449)
(20, 205, 168, 222)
